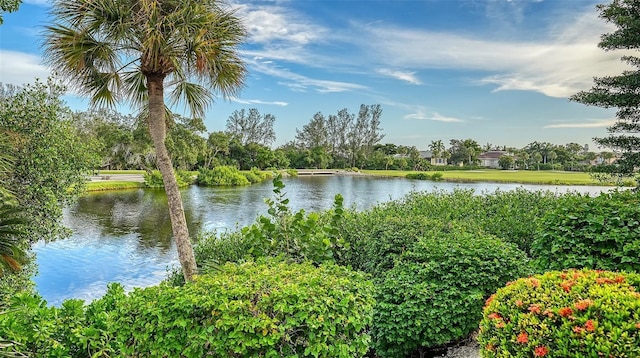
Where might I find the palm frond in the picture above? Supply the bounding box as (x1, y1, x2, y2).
(167, 81, 213, 118)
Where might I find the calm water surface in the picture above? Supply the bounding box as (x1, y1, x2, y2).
(33, 176, 613, 305)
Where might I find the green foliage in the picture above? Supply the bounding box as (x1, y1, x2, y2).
(371, 233, 531, 357)
(86, 181, 144, 192)
(570, 0, 640, 178)
(478, 269, 640, 357)
(143, 170, 193, 188)
(112, 260, 374, 357)
(0, 289, 117, 357)
(0, 79, 99, 242)
(531, 190, 640, 272)
(197, 165, 250, 186)
(0, 0, 21, 25)
(286, 168, 298, 177)
(242, 167, 272, 184)
(405, 172, 443, 181)
(338, 188, 559, 268)
(2, 261, 374, 357)
(190, 176, 347, 273)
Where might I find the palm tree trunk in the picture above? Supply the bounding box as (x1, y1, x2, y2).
(147, 74, 197, 281)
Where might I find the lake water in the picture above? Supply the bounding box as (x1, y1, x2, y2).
(33, 175, 613, 305)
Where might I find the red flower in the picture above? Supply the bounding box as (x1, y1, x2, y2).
(534, 346, 549, 357)
(528, 304, 541, 314)
(488, 312, 501, 320)
(529, 278, 541, 288)
(615, 275, 625, 283)
(635, 323, 640, 329)
(559, 307, 574, 317)
(574, 299, 593, 311)
(515, 299, 524, 307)
(496, 321, 505, 329)
(516, 332, 528, 344)
(485, 294, 495, 306)
(561, 280, 574, 292)
(485, 343, 496, 352)
(573, 326, 585, 334)
(596, 277, 614, 284)
(585, 320, 595, 332)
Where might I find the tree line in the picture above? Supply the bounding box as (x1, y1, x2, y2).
(68, 103, 614, 173)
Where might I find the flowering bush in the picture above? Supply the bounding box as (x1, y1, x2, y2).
(478, 269, 640, 357)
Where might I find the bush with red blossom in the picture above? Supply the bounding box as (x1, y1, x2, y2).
(478, 269, 640, 357)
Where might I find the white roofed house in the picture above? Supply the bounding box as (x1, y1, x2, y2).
(478, 151, 508, 168)
(419, 150, 448, 166)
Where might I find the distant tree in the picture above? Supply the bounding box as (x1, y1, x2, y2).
(429, 140, 446, 164)
(449, 139, 481, 166)
(571, 0, 640, 181)
(204, 131, 231, 168)
(346, 104, 384, 167)
(166, 115, 207, 171)
(226, 108, 276, 147)
(530, 152, 543, 170)
(599, 151, 615, 164)
(374, 143, 398, 155)
(326, 110, 351, 159)
(548, 151, 558, 165)
(498, 155, 514, 170)
(295, 112, 328, 149)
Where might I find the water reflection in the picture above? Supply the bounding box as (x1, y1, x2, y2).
(34, 176, 613, 305)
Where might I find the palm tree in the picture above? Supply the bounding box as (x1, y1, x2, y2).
(0, 133, 26, 276)
(44, 0, 247, 281)
(429, 140, 445, 165)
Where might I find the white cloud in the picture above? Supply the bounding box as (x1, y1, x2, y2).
(358, 10, 628, 98)
(377, 69, 422, 85)
(231, 2, 325, 45)
(544, 119, 615, 129)
(405, 108, 463, 123)
(248, 57, 367, 93)
(0, 50, 50, 86)
(231, 98, 288, 106)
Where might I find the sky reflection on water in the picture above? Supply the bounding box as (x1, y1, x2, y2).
(33, 176, 613, 305)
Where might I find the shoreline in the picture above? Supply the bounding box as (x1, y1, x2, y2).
(85, 169, 626, 193)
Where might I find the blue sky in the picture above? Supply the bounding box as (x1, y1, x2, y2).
(0, 0, 628, 150)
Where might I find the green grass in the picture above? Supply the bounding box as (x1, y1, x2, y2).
(361, 169, 622, 186)
(96, 169, 147, 174)
(86, 181, 144, 191)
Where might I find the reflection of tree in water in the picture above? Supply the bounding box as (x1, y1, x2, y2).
(68, 189, 204, 251)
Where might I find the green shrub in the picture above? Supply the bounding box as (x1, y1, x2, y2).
(143, 170, 192, 188)
(114, 260, 374, 357)
(0, 291, 116, 357)
(197, 166, 250, 186)
(242, 167, 273, 184)
(482, 188, 560, 254)
(478, 269, 640, 357)
(166, 176, 347, 286)
(405, 172, 444, 181)
(531, 190, 640, 272)
(337, 188, 559, 271)
(286, 168, 298, 177)
(371, 233, 532, 357)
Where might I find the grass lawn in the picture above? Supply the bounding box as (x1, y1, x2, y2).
(361, 169, 623, 186)
(96, 169, 147, 174)
(86, 181, 144, 191)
